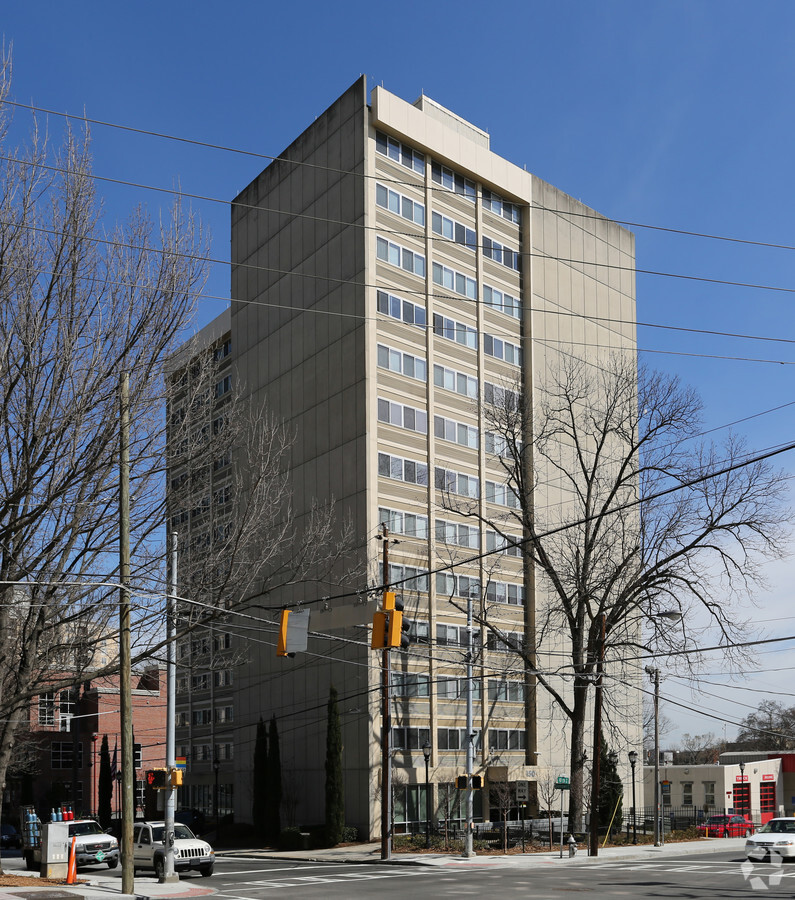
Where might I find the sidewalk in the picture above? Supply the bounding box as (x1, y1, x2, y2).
(221, 834, 749, 867)
(0, 836, 749, 899)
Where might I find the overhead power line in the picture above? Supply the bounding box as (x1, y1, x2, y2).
(5, 98, 795, 255)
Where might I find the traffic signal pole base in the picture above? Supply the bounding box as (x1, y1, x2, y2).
(158, 875, 180, 884)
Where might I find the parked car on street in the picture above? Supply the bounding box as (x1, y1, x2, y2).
(746, 818, 795, 860)
(132, 821, 214, 877)
(697, 813, 754, 838)
(1, 824, 22, 850)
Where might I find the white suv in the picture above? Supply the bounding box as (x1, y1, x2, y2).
(132, 821, 214, 877)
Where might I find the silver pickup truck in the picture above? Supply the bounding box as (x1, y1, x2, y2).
(132, 821, 214, 877)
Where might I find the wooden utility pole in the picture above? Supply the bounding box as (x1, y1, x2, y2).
(119, 373, 134, 894)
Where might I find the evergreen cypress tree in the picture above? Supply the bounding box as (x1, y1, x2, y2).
(265, 716, 282, 842)
(252, 718, 268, 841)
(598, 736, 623, 838)
(98, 734, 112, 829)
(324, 686, 345, 846)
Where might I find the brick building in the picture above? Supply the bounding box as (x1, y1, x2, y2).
(5, 668, 167, 819)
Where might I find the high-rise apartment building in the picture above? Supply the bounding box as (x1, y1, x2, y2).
(172, 77, 640, 837)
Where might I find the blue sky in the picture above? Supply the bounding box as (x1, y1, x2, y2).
(3, 1, 794, 747)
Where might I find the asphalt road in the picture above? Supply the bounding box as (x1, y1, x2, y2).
(211, 852, 795, 899)
(6, 848, 795, 898)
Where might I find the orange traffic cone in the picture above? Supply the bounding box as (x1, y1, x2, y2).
(66, 836, 76, 884)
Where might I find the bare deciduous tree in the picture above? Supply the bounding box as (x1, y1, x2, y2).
(0, 52, 353, 851)
(440, 354, 790, 830)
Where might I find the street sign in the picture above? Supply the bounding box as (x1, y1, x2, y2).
(175, 756, 186, 771)
(556, 775, 570, 785)
(555, 775, 570, 791)
(516, 780, 529, 802)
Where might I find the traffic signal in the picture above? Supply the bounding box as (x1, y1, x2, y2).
(371, 592, 410, 649)
(170, 768, 183, 787)
(277, 608, 310, 657)
(456, 774, 482, 789)
(145, 768, 169, 790)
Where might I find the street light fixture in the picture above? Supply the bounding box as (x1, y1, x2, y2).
(422, 741, 431, 850)
(628, 750, 638, 844)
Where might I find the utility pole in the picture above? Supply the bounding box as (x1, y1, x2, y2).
(463, 589, 475, 858)
(378, 524, 392, 861)
(161, 532, 179, 882)
(588, 613, 606, 857)
(645, 666, 661, 846)
(119, 373, 134, 895)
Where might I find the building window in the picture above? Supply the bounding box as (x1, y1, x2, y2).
(438, 676, 481, 700)
(682, 782, 693, 806)
(51, 742, 83, 770)
(432, 313, 477, 349)
(431, 161, 476, 200)
(436, 572, 480, 600)
(388, 564, 429, 593)
(487, 630, 522, 652)
(404, 618, 430, 644)
(482, 236, 520, 271)
(191, 674, 209, 691)
(435, 623, 481, 648)
(484, 333, 522, 366)
(377, 345, 427, 382)
(485, 531, 523, 557)
(193, 743, 212, 762)
(391, 726, 431, 750)
(434, 415, 478, 449)
(488, 679, 525, 702)
(376, 183, 425, 225)
(485, 580, 525, 606)
(176, 711, 189, 728)
(215, 742, 234, 762)
(488, 729, 526, 751)
(214, 375, 232, 398)
(483, 284, 522, 319)
(378, 452, 428, 486)
(192, 708, 212, 726)
(376, 290, 426, 328)
(435, 466, 479, 499)
(431, 211, 476, 250)
(432, 262, 477, 300)
(376, 237, 426, 277)
(704, 782, 715, 807)
(484, 383, 519, 410)
(436, 519, 480, 550)
(377, 398, 428, 435)
(214, 705, 234, 724)
(213, 632, 232, 652)
(391, 673, 430, 698)
(393, 784, 431, 827)
(213, 338, 231, 361)
(58, 690, 76, 731)
(213, 670, 233, 688)
(378, 507, 428, 540)
(438, 728, 482, 751)
(38, 692, 55, 727)
(375, 131, 425, 174)
(485, 480, 520, 509)
(433, 364, 478, 399)
(482, 188, 521, 224)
